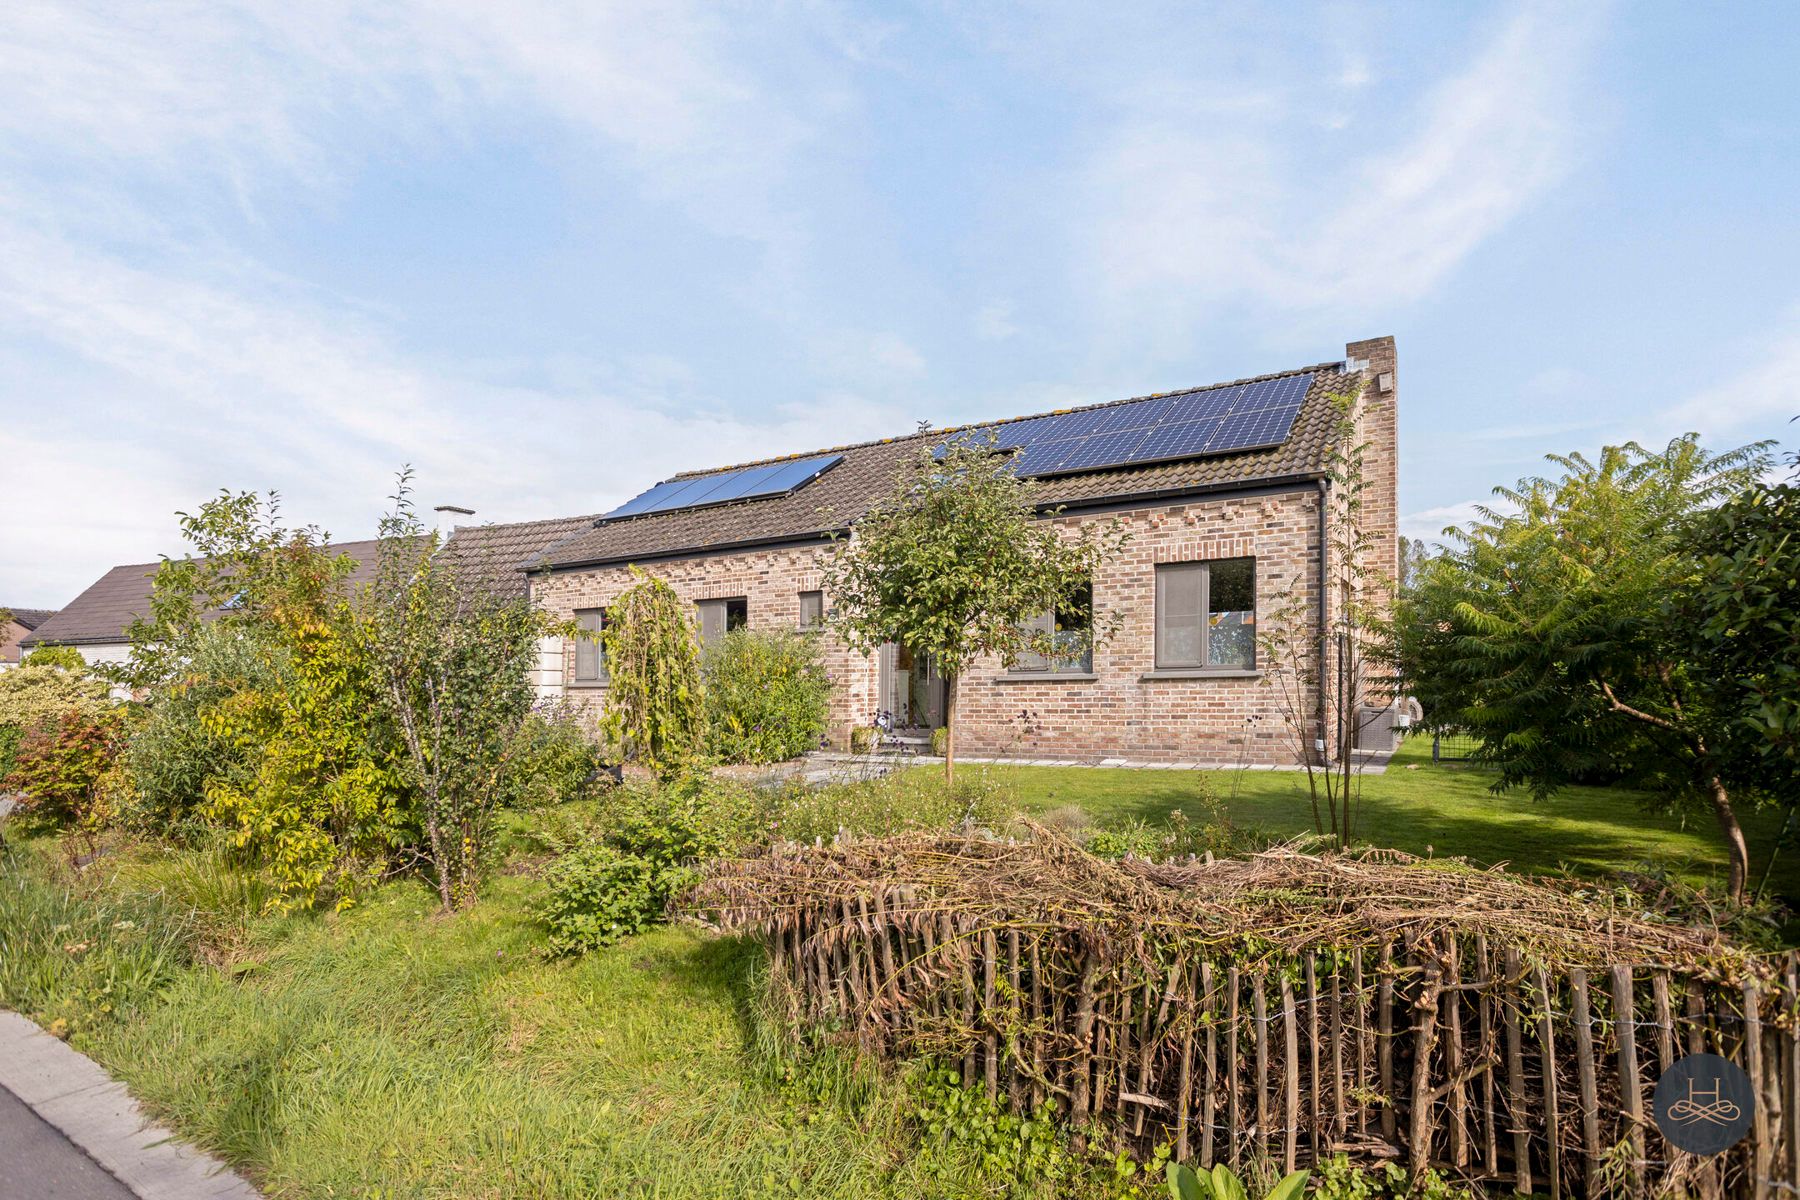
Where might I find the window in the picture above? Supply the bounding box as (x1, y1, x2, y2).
(1155, 558, 1255, 670)
(1013, 582, 1094, 674)
(798, 590, 824, 629)
(574, 608, 607, 683)
(696, 597, 748, 645)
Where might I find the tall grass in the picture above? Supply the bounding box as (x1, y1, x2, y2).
(0, 846, 196, 1036)
(0, 846, 1038, 1198)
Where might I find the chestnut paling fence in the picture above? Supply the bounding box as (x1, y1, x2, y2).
(693, 833, 1796, 1198)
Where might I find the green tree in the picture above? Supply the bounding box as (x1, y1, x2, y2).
(821, 434, 1127, 782)
(600, 568, 705, 776)
(1397, 436, 1774, 900)
(356, 472, 556, 910)
(1674, 476, 1800, 872)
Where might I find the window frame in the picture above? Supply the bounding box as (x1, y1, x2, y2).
(797, 590, 825, 630)
(1153, 557, 1257, 672)
(573, 607, 607, 684)
(696, 596, 749, 645)
(1008, 581, 1096, 677)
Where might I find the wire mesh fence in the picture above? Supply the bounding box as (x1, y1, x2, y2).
(1432, 730, 1484, 763)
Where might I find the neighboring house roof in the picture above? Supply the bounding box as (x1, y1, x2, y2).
(539, 361, 1351, 571)
(2, 608, 55, 631)
(21, 539, 394, 648)
(439, 514, 606, 599)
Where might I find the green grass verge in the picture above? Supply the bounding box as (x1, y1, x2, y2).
(0, 843, 1164, 1199)
(2, 741, 1788, 1198)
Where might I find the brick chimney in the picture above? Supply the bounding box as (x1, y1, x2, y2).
(1345, 336, 1399, 604)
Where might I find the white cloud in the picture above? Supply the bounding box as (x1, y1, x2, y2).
(1076, 4, 1604, 339)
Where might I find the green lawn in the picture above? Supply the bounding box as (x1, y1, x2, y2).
(970, 734, 1798, 902)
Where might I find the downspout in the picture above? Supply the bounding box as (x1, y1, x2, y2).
(1315, 477, 1330, 766)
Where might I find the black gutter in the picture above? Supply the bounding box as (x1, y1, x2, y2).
(539, 528, 847, 574)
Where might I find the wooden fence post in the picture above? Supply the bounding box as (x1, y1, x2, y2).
(1610, 966, 1644, 1192)
(1504, 948, 1532, 1196)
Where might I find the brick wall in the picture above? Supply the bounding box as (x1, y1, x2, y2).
(529, 544, 883, 746)
(951, 487, 1323, 764)
(533, 486, 1325, 766)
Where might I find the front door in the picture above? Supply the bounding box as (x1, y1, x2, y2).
(908, 649, 945, 729)
(879, 643, 946, 729)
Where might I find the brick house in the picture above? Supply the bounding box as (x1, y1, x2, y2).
(454, 336, 1398, 765)
(1, 607, 56, 669)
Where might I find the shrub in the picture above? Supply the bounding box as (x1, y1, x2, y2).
(538, 841, 691, 955)
(22, 644, 86, 671)
(703, 628, 832, 764)
(199, 619, 411, 910)
(5, 708, 128, 839)
(0, 662, 111, 732)
(496, 705, 613, 810)
(120, 621, 286, 835)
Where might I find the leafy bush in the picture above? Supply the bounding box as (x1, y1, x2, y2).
(0, 662, 111, 732)
(538, 841, 693, 955)
(0, 725, 19, 787)
(912, 1066, 1167, 1197)
(537, 773, 762, 955)
(536, 768, 1018, 955)
(120, 621, 286, 835)
(22, 644, 86, 671)
(199, 616, 411, 910)
(496, 704, 613, 810)
(1309, 1154, 1473, 1199)
(703, 628, 832, 764)
(5, 708, 127, 840)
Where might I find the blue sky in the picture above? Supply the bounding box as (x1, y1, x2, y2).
(3, 2, 1797, 604)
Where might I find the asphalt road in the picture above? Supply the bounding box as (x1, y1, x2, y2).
(0, 1084, 136, 1200)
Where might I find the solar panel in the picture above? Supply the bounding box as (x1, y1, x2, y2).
(939, 372, 1315, 479)
(602, 453, 844, 522)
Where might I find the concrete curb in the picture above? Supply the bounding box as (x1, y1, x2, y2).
(0, 1010, 262, 1199)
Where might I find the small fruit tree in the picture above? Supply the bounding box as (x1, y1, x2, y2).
(822, 433, 1127, 782)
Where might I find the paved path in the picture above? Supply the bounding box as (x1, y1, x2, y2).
(0, 1012, 260, 1200)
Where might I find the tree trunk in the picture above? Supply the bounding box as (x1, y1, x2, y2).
(1708, 772, 1749, 904)
(944, 672, 958, 786)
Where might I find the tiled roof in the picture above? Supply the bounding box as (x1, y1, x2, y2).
(541, 361, 1351, 570)
(21, 539, 394, 647)
(439, 514, 605, 598)
(3, 608, 55, 631)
